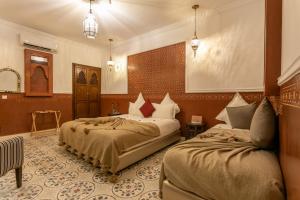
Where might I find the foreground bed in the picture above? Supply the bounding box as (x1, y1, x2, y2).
(59, 114, 180, 180)
(160, 125, 285, 200)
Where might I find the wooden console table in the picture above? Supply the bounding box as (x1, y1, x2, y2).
(31, 110, 61, 133)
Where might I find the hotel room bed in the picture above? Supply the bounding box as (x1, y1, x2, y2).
(160, 125, 285, 200)
(59, 114, 181, 178)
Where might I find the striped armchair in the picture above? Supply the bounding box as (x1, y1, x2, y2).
(0, 136, 24, 188)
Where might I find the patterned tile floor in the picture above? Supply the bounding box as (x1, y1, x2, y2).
(0, 133, 171, 200)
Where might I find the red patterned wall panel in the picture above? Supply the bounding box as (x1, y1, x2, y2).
(280, 74, 300, 108)
(128, 42, 185, 95)
(279, 73, 300, 200)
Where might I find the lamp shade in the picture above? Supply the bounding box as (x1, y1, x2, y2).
(83, 13, 98, 39)
(191, 4, 200, 57)
(107, 60, 115, 66)
(191, 35, 200, 51)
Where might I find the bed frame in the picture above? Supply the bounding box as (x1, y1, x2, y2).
(162, 180, 206, 200)
(113, 130, 181, 173)
(105, 130, 181, 182)
(64, 128, 181, 182)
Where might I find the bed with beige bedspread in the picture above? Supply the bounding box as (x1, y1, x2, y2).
(160, 127, 285, 200)
(59, 117, 160, 173)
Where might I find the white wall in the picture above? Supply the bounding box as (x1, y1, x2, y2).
(102, 0, 265, 94)
(279, 0, 300, 85)
(0, 19, 105, 94)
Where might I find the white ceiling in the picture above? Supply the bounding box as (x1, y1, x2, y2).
(0, 0, 236, 46)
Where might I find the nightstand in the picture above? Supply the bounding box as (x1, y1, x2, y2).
(184, 123, 207, 140)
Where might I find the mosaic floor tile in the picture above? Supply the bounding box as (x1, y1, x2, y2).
(0, 133, 171, 200)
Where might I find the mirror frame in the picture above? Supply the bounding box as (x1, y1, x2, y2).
(0, 67, 21, 93)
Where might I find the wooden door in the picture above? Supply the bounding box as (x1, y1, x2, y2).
(73, 63, 101, 119)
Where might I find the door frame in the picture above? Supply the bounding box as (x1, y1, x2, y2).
(72, 63, 101, 119)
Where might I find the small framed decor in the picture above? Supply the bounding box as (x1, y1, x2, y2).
(191, 115, 203, 125)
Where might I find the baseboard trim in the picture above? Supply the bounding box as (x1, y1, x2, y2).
(0, 129, 58, 139)
(30, 129, 59, 137)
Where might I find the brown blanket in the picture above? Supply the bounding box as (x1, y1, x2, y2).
(160, 128, 285, 200)
(59, 117, 160, 173)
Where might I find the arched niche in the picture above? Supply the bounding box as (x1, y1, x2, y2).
(25, 49, 53, 96)
(30, 65, 49, 93)
(0, 67, 21, 93)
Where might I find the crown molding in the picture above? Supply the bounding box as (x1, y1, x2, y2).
(278, 56, 300, 86)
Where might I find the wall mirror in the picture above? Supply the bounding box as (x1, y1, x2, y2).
(0, 67, 21, 93)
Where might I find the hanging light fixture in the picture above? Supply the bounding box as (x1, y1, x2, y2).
(107, 39, 115, 71)
(191, 4, 200, 57)
(83, 0, 98, 39)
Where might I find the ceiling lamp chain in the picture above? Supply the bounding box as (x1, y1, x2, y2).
(191, 4, 200, 57)
(107, 39, 115, 71)
(83, 0, 98, 39)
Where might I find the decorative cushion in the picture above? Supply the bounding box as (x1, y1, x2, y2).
(140, 99, 155, 118)
(250, 98, 276, 149)
(216, 93, 248, 126)
(226, 103, 257, 129)
(161, 93, 180, 114)
(152, 103, 175, 119)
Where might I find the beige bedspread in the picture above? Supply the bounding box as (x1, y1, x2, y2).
(59, 117, 160, 173)
(160, 128, 285, 200)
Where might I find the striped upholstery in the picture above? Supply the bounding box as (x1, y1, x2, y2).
(0, 136, 24, 177)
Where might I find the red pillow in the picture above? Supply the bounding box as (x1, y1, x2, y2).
(140, 99, 155, 118)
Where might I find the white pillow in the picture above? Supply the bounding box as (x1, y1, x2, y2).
(128, 93, 145, 117)
(128, 102, 135, 115)
(161, 93, 180, 114)
(216, 93, 248, 125)
(128, 102, 144, 117)
(135, 92, 145, 109)
(152, 103, 175, 119)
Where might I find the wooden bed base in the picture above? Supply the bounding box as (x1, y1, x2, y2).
(107, 130, 181, 182)
(162, 180, 206, 200)
(115, 130, 181, 172)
